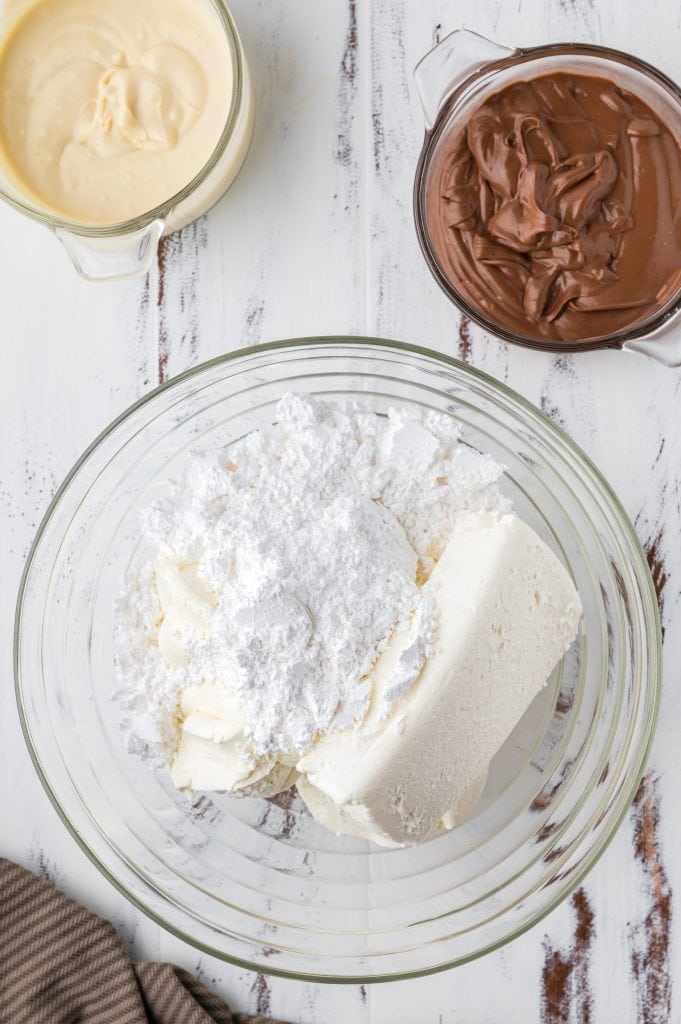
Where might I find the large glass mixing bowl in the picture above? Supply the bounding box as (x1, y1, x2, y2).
(15, 339, 660, 982)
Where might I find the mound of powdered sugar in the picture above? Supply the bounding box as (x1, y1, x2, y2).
(115, 394, 509, 763)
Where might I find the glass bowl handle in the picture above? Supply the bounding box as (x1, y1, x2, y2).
(54, 219, 165, 282)
(414, 29, 516, 130)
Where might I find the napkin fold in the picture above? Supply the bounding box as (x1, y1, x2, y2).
(0, 858, 287, 1024)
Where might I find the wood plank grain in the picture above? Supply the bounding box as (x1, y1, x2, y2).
(0, 191, 163, 988)
(630, 773, 673, 1024)
(155, 0, 368, 388)
(540, 889, 595, 1024)
(155, 220, 210, 383)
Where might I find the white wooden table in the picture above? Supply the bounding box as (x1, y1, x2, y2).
(3, 1, 680, 1020)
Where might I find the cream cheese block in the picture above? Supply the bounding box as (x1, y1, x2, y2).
(296, 514, 582, 846)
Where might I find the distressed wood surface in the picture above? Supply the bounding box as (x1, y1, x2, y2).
(2, 0, 681, 1020)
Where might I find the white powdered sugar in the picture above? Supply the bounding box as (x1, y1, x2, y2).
(115, 394, 508, 764)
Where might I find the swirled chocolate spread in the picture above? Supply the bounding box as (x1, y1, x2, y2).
(425, 73, 681, 343)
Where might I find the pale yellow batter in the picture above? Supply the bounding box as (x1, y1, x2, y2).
(0, 0, 235, 224)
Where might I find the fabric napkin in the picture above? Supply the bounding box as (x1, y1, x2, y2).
(0, 858, 288, 1024)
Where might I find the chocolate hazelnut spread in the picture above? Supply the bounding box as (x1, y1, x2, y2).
(425, 73, 681, 343)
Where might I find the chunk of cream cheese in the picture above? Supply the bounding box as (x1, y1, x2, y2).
(154, 556, 297, 799)
(297, 514, 582, 846)
(155, 556, 213, 668)
(170, 684, 297, 795)
(0, 0, 235, 223)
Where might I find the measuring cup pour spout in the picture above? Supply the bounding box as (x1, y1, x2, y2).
(414, 29, 516, 130)
(55, 219, 165, 282)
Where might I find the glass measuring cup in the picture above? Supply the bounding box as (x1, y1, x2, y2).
(414, 31, 681, 366)
(0, 0, 254, 281)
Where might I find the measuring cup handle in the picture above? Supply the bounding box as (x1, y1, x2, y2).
(622, 308, 681, 367)
(414, 29, 516, 130)
(55, 219, 165, 282)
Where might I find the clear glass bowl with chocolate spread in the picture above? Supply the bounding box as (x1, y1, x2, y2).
(414, 32, 681, 363)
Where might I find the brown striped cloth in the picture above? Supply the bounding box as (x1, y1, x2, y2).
(0, 859, 288, 1024)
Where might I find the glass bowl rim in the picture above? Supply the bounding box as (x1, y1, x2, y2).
(13, 335, 662, 983)
(413, 39, 681, 353)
